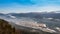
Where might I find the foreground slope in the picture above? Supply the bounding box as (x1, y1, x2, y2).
(0, 19, 23, 34)
(0, 19, 58, 34)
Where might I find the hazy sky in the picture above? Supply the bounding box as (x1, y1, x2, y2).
(0, 0, 60, 13)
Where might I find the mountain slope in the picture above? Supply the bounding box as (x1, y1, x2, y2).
(0, 19, 58, 34)
(0, 19, 23, 34)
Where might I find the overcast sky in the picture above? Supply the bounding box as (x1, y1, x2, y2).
(0, 0, 60, 13)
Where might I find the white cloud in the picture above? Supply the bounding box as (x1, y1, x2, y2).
(0, 5, 60, 13)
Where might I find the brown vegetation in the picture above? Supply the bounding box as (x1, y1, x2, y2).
(0, 19, 23, 34)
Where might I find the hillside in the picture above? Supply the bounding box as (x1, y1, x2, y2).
(0, 19, 58, 34)
(0, 19, 23, 34)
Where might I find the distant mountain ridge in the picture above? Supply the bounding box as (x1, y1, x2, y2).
(6, 12, 60, 19)
(0, 12, 60, 19)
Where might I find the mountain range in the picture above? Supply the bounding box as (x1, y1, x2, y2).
(0, 12, 60, 34)
(0, 11, 60, 19)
